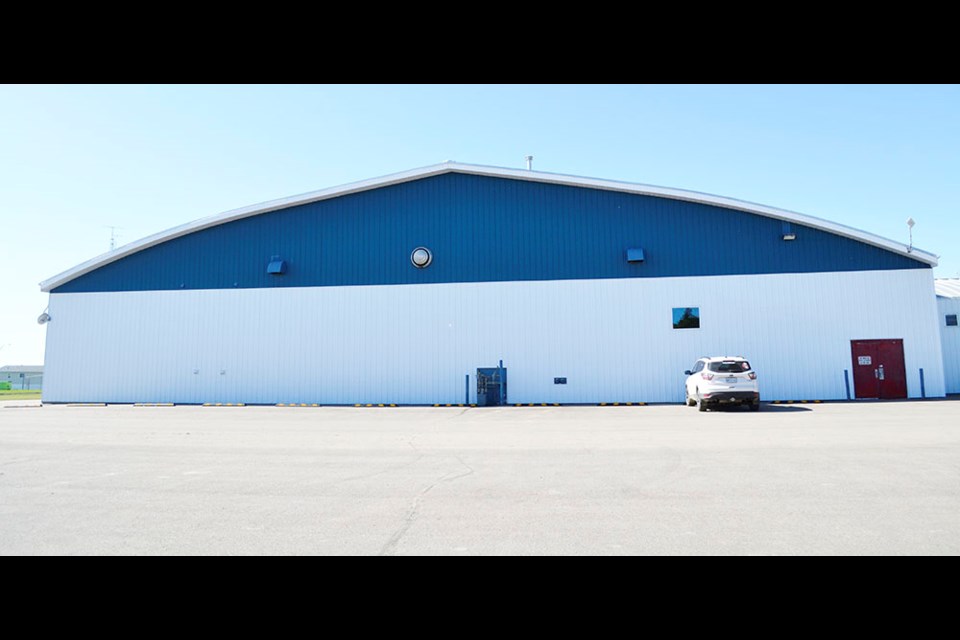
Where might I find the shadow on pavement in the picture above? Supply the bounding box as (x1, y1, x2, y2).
(704, 403, 813, 413)
(757, 404, 813, 412)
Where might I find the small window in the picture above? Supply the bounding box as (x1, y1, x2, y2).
(947, 314, 958, 327)
(673, 307, 700, 329)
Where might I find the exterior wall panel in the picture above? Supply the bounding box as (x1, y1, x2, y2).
(938, 296, 960, 394)
(43, 269, 945, 405)
(52, 173, 929, 295)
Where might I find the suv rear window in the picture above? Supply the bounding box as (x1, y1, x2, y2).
(708, 361, 751, 373)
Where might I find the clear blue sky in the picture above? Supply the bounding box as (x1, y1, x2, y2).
(2, 84, 957, 365)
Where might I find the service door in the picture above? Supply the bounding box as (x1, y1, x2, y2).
(476, 367, 507, 407)
(850, 339, 907, 399)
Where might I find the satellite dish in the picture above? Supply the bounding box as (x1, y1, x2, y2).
(37, 313, 51, 325)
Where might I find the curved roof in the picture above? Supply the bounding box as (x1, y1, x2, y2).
(935, 279, 960, 298)
(39, 161, 938, 292)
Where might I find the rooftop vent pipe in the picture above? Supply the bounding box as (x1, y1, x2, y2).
(525, 155, 533, 170)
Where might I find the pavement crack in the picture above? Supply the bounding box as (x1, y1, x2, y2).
(447, 455, 474, 482)
(378, 455, 474, 556)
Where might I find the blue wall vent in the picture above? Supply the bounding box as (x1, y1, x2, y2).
(626, 248, 645, 263)
(781, 221, 797, 241)
(267, 257, 287, 275)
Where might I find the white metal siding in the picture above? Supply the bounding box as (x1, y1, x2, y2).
(42, 269, 945, 404)
(935, 279, 960, 298)
(938, 296, 960, 394)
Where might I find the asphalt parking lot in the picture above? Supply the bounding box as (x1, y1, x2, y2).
(1, 400, 959, 555)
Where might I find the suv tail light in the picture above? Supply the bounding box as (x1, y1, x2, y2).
(748, 372, 757, 380)
(700, 373, 714, 381)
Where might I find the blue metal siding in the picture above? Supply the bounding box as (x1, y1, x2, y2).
(53, 173, 929, 293)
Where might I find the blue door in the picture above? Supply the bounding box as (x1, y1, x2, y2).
(476, 367, 507, 406)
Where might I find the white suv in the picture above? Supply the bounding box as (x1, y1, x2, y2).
(684, 356, 759, 412)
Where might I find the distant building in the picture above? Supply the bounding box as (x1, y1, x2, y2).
(935, 279, 960, 394)
(0, 366, 43, 390)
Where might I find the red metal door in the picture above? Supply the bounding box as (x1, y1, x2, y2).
(850, 339, 907, 399)
(875, 339, 907, 398)
(851, 341, 879, 399)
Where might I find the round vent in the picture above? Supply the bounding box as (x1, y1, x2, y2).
(411, 247, 432, 268)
